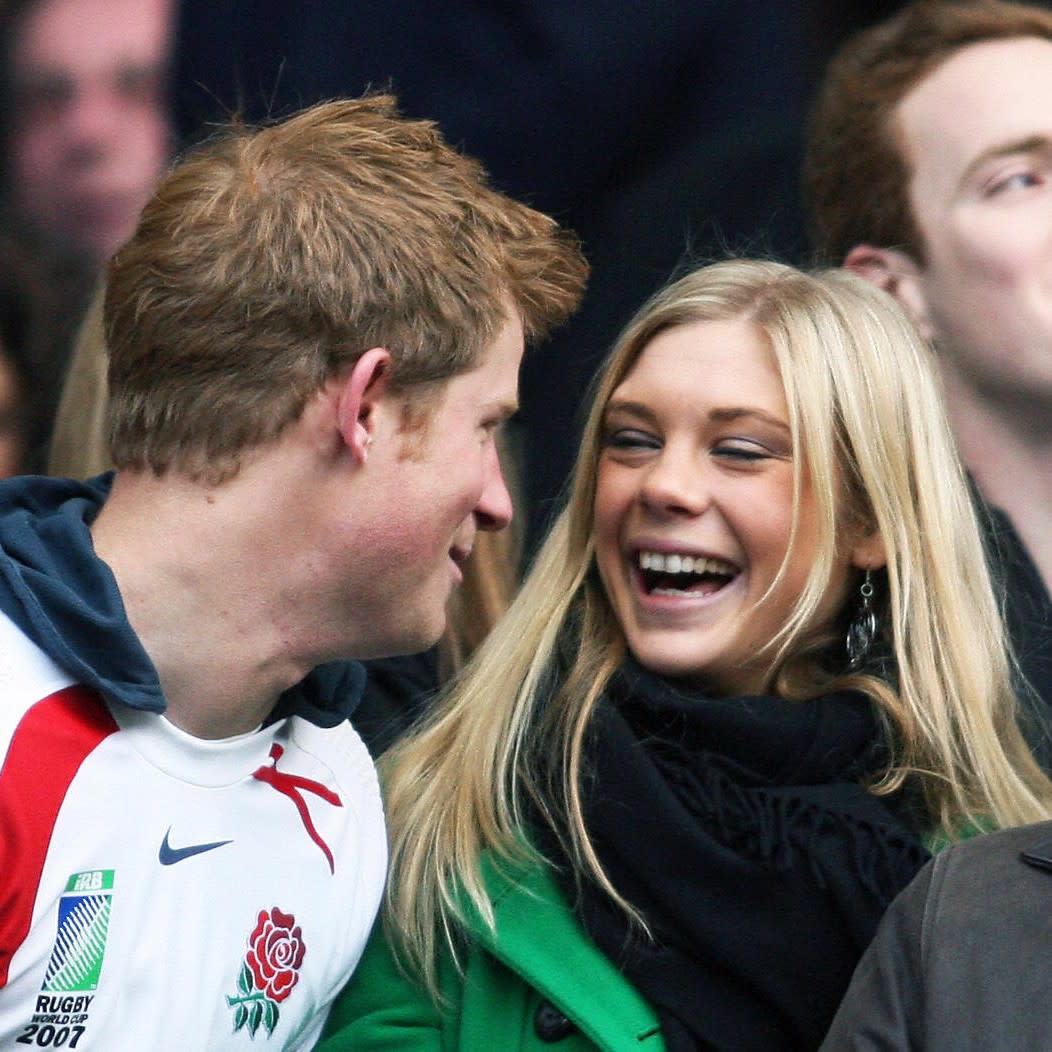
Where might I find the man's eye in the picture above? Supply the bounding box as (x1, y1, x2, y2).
(16, 79, 73, 118)
(117, 64, 165, 104)
(988, 170, 1042, 195)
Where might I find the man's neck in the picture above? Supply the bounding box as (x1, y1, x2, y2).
(945, 373, 1052, 594)
(89, 472, 313, 739)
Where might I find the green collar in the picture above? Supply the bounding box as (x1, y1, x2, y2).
(467, 855, 663, 1048)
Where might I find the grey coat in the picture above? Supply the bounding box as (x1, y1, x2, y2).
(821, 820, 1052, 1050)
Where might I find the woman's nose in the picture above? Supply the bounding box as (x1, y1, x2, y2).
(638, 448, 710, 517)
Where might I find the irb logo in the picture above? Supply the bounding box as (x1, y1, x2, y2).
(42, 871, 114, 993)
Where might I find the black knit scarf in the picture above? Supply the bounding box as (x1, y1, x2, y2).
(540, 660, 929, 1051)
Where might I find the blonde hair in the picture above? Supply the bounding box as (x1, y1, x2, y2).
(382, 259, 1052, 993)
(48, 282, 108, 479)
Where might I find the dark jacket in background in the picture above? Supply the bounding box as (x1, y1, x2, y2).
(821, 820, 1052, 1050)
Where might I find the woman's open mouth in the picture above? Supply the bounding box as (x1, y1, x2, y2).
(636, 550, 739, 598)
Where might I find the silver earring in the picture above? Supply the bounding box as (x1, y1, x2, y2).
(846, 569, 879, 670)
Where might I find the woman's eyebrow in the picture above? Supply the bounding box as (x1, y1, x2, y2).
(708, 407, 790, 433)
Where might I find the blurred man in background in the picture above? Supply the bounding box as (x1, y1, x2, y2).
(3, 0, 174, 266)
(806, 0, 1052, 594)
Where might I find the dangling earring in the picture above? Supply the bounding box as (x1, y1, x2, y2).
(846, 569, 880, 670)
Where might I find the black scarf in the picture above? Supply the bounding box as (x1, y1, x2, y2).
(540, 660, 929, 1051)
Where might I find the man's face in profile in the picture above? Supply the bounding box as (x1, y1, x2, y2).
(9, 0, 173, 264)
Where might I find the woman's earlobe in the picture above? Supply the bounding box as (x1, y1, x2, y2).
(850, 530, 887, 571)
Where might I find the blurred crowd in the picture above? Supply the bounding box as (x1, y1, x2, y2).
(0, 0, 897, 486)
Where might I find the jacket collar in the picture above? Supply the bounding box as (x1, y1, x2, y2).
(1020, 828, 1052, 875)
(465, 854, 662, 1048)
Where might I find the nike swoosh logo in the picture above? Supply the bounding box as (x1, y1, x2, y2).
(158, 827, 233, 866)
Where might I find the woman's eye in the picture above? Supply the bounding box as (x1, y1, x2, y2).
(604, 428, 660, 451)
(712, 441, 771, 462)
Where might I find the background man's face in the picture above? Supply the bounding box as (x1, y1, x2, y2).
(896, 36, 1052, 403)
(9, 0, 173, 264)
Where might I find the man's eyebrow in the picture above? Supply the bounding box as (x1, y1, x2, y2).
(960, 134, 1052, 188)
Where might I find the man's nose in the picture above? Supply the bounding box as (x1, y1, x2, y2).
(475, 446, 514, 531)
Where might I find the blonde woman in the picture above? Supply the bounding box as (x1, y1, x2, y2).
(318, 260, 1052, 1050)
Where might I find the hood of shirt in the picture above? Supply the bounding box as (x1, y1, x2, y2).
(0, 473, 363, 727)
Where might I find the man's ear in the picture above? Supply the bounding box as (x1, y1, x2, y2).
(336, 348, 393, 465)
(850, 528, 887, 572)
(844, 244, 934, 342)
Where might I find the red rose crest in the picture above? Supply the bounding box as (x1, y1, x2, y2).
(227, 907, 307, 1039)
(247, 908, 306, 1003)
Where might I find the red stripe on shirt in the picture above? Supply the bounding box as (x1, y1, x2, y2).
(0, 686, 118, 986)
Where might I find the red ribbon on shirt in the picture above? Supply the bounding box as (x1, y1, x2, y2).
(252, 744, 343, 873)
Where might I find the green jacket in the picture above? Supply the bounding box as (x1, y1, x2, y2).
(318, 857, 666, 1051)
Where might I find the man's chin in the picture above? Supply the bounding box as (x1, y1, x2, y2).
(369, 615, 448, 662)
